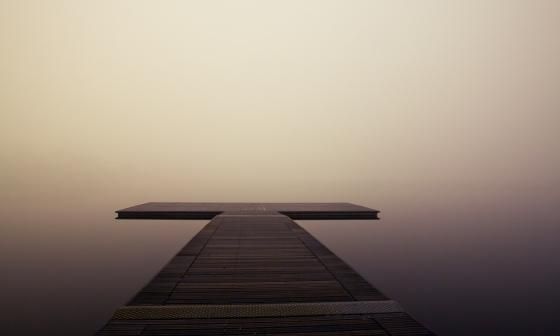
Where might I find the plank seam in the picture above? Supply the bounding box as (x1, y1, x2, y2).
(163, 217, 221, 304)
(113, 300, 404, 320)
(286, 219, 358, 300)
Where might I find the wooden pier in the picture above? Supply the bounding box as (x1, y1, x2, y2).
(96, 203, 434, 335)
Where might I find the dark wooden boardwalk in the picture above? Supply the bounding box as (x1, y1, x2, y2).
(96, 203, 434, 335)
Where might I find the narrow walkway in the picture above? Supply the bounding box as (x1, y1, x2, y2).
(97, 204, 435, 335)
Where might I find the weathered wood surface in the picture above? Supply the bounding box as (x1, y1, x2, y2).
(98, 313, 430, 336)
(116, 202, 379, 220)
(97, 204, 434, 335)
(128, 215, 385, 305)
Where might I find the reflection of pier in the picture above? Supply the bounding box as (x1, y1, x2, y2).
(97, 203, 434, 335)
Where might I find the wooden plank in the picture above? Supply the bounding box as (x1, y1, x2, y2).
(111, 301, 404, 319)
(98, 314, 433, 336)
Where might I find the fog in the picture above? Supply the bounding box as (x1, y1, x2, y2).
(1, 1, 559, 335)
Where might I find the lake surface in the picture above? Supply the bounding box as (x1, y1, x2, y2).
(2, 190, 559, 336)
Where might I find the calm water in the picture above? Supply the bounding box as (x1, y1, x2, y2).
(2, 192, 559, 335)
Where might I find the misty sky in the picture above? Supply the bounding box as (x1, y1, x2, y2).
(2, 0, 559, 208)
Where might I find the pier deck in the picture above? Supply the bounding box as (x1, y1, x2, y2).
(97, 203, 434, 335)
